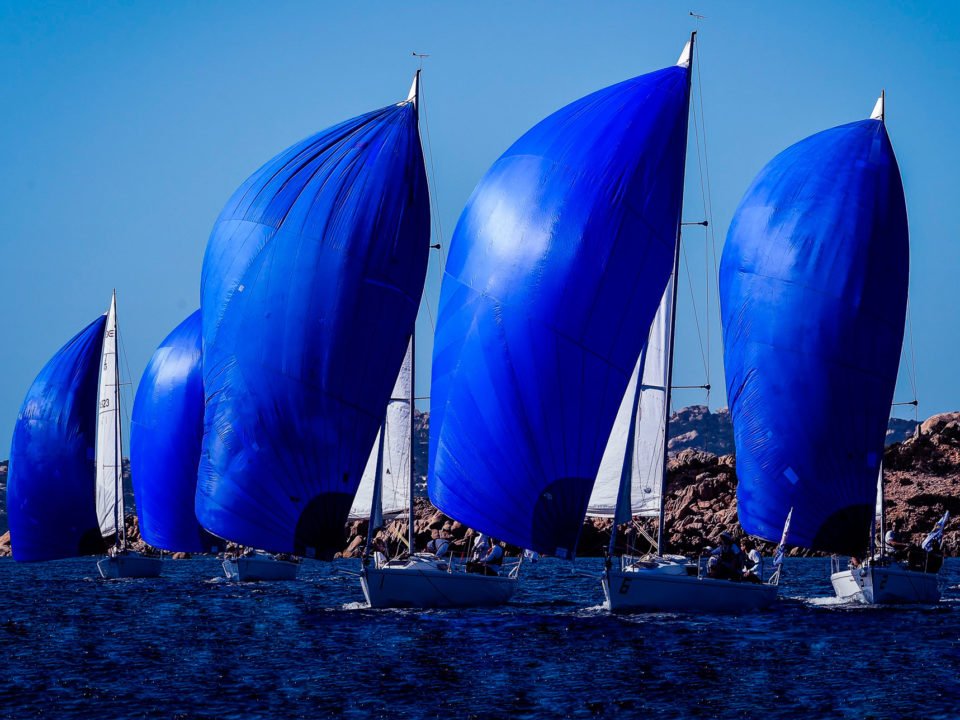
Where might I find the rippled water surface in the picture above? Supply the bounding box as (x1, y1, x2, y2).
(2, 556, 959, 719)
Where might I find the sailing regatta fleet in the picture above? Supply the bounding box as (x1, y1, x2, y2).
(5, 35, 950, 609)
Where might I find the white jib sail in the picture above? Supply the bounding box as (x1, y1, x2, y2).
(95, 292, 124, 542)
(349, 339, 413, 520)
(587, 279, 674, 519)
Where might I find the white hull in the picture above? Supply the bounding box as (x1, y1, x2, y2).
(361, 556, 519, 608)
(97, 552, 162, 579)
(223, 554, 300, 582)
(831, 565, 940, 605)
(603, 567, 777, 613)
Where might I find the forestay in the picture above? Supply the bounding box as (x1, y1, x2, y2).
(95, 293, 123, 544)
(197, 78, 430, 557)
(131, 310, 224, 553)
(588, 280, 674, 520)
(350, 339, 413, 521)
(720, 104, 908, 556)
(429, 48, 692, 558)
(8, 316, 107, 562)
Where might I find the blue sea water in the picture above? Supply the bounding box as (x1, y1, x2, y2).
(2, 556, 959, 719)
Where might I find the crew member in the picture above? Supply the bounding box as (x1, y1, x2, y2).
(472, 533, 491, 561)
(741, 539, 763, 584)
(884, 520, 908, 560)
(708, 531, 744, 581)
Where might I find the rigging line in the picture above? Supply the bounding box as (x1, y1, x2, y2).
(418, 72, 447, 271)
(693, 33, 721, 390)
(416, 68, 445, 337)
(689, 66, 711, 395)
(906, 297, 919, 420)
(681, 241, 709, 382)
(117, 316, 135, 433)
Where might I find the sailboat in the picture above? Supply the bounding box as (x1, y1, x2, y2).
(429, 37, 697, 584)
(353, 337, 520, 608)
(8, 292, 159, 578)
(590, 37, 785, 613)
(195, 73, 431, 576)
(591, 276, 783, 612)
(95, 293, 162, 578)
(129, 310, 225, 562)
(720, 93, 914, 601)
(831, 466, 945, 604)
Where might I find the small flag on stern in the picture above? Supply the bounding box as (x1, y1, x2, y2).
(922, 511, 950, 552)
(773, 508, 793, 569)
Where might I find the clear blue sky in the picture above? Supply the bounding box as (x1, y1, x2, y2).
(1, 1, 957, 449)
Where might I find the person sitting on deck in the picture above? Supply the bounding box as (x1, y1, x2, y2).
(471, 533, 491, 561)
(884, 520, 908, 560)
(741, 539, 763, 584)
(437, 524, 453, 559)
(708, 532, 744, 581)
(368, 535, 389, 567)
(467, 539, 504, 576)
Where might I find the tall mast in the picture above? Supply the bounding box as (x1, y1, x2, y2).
(871, 90, 887, 559)
(408, 332, 416, 554)
(656, 31, 696, 556)
(114, 291, 126, 551)
(407, 68, 421, 556)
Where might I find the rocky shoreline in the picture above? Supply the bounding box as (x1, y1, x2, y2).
(1, 410, 956, 560)
(337, 411, 960, 560)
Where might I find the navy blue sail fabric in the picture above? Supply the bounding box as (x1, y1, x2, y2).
(131, 311, 223, 553)
(428, 65, 691, 558)
(720, 118, 908, 556)
(198, 98, 429, 557)
(7, 316, 107, 562)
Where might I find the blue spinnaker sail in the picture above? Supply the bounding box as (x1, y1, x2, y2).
(198, 86, 430, 557)
(8, 316, 107, 562)
(131, 310, 223, 553)
(429, 59, 692, 558)
(720, 115, 908, 556)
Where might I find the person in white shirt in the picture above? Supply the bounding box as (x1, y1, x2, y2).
(467, 536, 503, 575)
(742, 539, 763, 584)
(884, 520, 908, 559)
(471, 533, 490, 561)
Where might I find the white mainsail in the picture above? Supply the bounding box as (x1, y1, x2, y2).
(587, 279, 674, 519)
(95, 292, 124, 544)
(350, 339, 413, 520)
